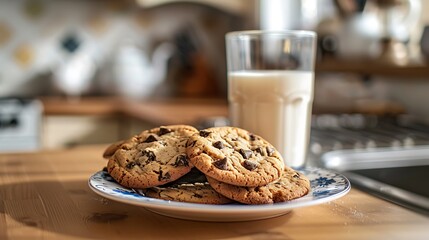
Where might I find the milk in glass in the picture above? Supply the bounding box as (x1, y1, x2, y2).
(228, 70, 314, 167)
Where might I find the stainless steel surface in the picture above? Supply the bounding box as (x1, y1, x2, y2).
(344, 170, 429, 214)
(309, 114, 429, 163)
(321, 146, 429, 171)
(314, 114, 429, 214)
(321, 148, 429, 214)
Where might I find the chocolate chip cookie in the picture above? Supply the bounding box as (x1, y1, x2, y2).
(207, 166, 310, 204)
(103, 140, 126, 159)
(137, 168, 232, 204)
(186, 127, 285, 187)
(107, 125, 198, 188)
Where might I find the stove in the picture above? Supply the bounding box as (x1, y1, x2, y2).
(0, 98, 42, 152)
(309, 114, 429, 162)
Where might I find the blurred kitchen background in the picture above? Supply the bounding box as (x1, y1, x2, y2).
(1, 0, 429, 152)
(2, 0, 429, 214)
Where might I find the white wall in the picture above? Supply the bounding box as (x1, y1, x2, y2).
(421, 0, 429, 24)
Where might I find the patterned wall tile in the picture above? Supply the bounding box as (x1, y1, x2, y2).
(0, 21, 12, 47)
(24, 0, 45, 20)
(13, 43, 35, 68)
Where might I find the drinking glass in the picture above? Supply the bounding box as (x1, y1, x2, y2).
(226, 30, 317, 168)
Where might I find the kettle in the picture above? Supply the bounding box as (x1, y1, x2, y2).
(112, 41, 175, 99)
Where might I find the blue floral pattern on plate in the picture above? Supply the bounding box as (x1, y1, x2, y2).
(88, 167, 350, 221)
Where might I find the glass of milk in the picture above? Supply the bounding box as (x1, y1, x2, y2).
(226, 30, 317, 168)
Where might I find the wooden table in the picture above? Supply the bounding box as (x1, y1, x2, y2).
(1, 145, 428, 239)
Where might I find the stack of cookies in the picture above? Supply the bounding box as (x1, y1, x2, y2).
(104, 125, 310, 205)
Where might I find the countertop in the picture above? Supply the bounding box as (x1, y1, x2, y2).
(40, 97, 229, 125)
(0, 145, 428, 239)
(39, 96, 406, 122)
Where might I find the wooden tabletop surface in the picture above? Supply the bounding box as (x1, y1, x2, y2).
(0, 145, 428, 240)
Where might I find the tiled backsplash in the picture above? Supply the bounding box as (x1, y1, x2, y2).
(0, 0, 245, 99)
(1, 1, 128, 97)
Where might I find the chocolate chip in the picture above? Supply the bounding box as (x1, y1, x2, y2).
(174, 155, 189, 167)
(143, 150, 156, 161)
(193, 193, 203, 198)
(161, 168, 207, 187)
(239, 149, 252, 159)
(143, 135, 158, 143)
(163, 172, 171, 180)
(158, 169, 171, 181)
(158, 127, 172, 136)
(186, 140, 197, 147)
(254, 147, 265, 156)
(266, 147, 275, 156)
(213, 141, 224, 149)
(249, 134, 256, 141)
(126, 162, 136, 169)
(293, 173, 300, 178)
(213, 158, 228, 170)
(242, 160, 258, 171)
(199, 130, 211, 137)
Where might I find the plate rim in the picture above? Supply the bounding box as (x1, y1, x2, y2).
(88, 167, 351, 213)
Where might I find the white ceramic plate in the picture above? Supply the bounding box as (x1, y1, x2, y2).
(88, 167, 350, 222)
